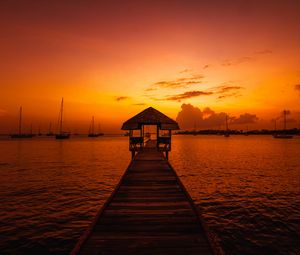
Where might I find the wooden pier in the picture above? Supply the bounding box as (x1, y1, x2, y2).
(71, 107, 222, 255)
(72, 147, 221, 254)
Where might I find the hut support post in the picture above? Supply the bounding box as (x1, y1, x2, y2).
(169, 130, 172, 151)
(140, 128, 143, 150)
(142, 125, 144, 145)
(156, 125, 159, 151)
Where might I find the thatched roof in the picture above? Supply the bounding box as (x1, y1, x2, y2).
(122, 107, 179, 130)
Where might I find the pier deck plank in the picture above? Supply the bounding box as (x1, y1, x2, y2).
(72, 148, 217, 255)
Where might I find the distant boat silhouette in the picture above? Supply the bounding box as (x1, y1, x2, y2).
(46, 122, 54, 136)
(38, 125, 42, 136)
(97, 123, 104, 136)
(224, 114, 230, 137)
(273, 110, 293, 139)
(55, 98, 70, 140)
(10, 106, 34, 138)
(88, 116, 99, 137)
(88, 116, 104, 137)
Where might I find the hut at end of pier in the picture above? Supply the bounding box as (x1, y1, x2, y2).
(122, 107, 179, 159)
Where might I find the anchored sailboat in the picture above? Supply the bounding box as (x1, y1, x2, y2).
(46, 122, 54, 136)
(55, 98, 70, 140)
(273, 110, 293, 139)
(97, 123, 104, 136)
(88, 116, 104, 137)
(88, 116, 99, 137)
(10, 107, 34, 138)
(38, 125, 42, 136)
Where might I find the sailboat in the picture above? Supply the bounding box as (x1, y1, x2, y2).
(10, 107, 34, 138)
(55, 98, 70, 139)
(38, 125, 42, 136)
(88, 116, 99, 137)
(88, 116, 103, 137)
(97, 123, 104, 136)
(273, 110, 293, 139)
(46, 122, 54, 136)
(224, 114, 230, 137)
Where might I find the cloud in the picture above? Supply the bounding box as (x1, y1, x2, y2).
(222, 50, 273, 67)
(254, 49, 273, 55)
(295, 84, 300, 92)
(217, 93, 240, 99)
(222, 56, 253, 66)
(202, 107, 215, 118)
(231, 113, 259, 125)
(132, 103, 146, 106)
(115, 96, 130, 101)
(212, 85, 243, 99)
(145, 87, 156, 92)
(203, 64, 210, 69)
(176, 104, 203, 129)
(149, 73, 204, 90)
(176, 104, 259, 130)
(151, 83, 242, 102)
(176, 104, 227, 129)
(165, 91, 213, 101)
(179, 68, 192, 73)
(216, 85, 242, 93)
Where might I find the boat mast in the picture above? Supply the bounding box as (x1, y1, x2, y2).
(225, 114, 229, 132)
(19, 106, 22, 135)
(60, 98, 64, 134)
(49, 122, 52, 133)
(91, 116, 95, 135)
(283, 110, 287, 131)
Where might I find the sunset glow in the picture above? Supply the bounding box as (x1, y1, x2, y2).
(1, 0, 300, 133)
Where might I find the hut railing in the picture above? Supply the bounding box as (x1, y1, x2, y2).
(157, 136, 171, 151)
(129, 136, 143, 151)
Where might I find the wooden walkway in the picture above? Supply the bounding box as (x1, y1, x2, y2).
(71, 147, 221, 255)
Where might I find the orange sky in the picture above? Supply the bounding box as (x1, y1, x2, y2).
(0, 0, 300, 133)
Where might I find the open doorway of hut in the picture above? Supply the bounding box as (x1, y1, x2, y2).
(143, 125, 157, 147)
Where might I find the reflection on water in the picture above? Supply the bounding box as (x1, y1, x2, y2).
(170, 135, 300, 255)
(0, 135, 299, 254)
(0, 137, 130, 254)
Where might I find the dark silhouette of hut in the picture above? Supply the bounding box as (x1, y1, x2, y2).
(122, 107, 179, 159)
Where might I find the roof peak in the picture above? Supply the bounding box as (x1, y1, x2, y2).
(121, 106, 179, 130)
